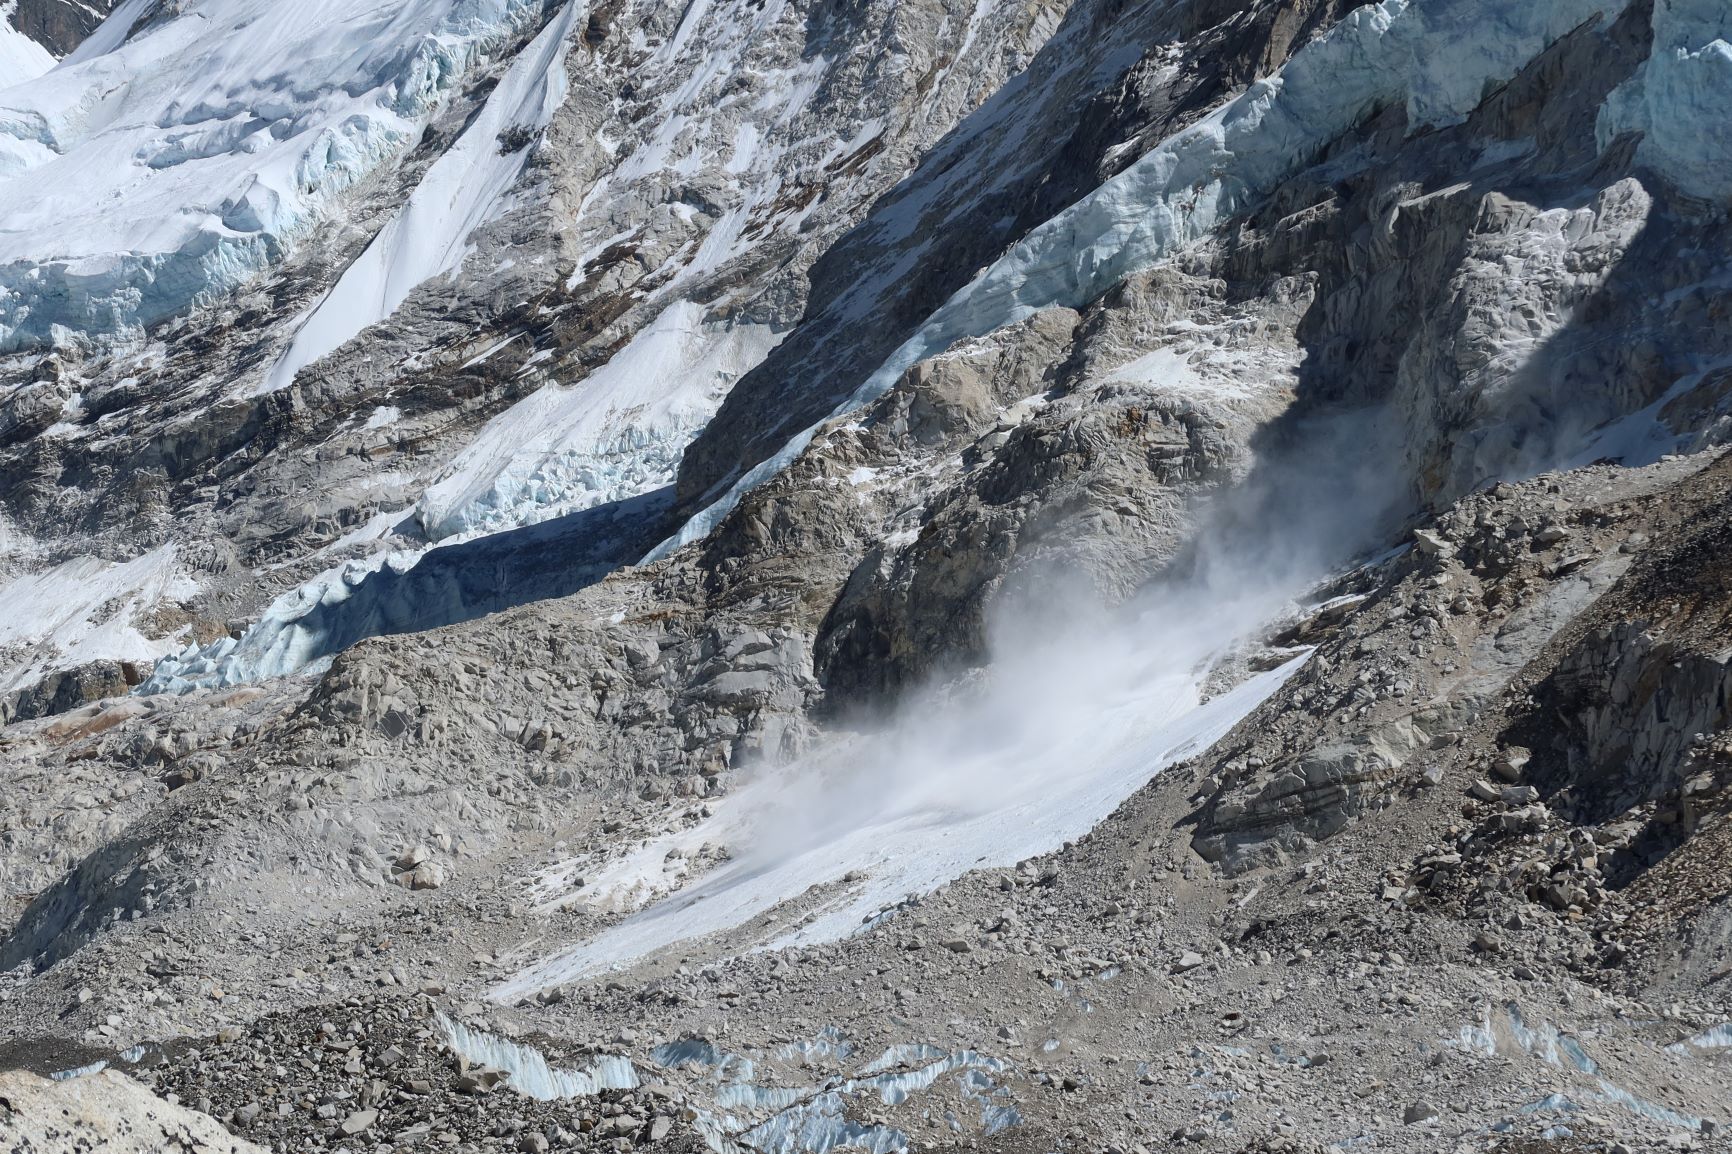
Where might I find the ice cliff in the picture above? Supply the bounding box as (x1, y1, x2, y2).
(1598, 0, 1732, 202)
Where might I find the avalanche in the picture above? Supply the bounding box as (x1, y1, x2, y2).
(498, 624, 1308, 995)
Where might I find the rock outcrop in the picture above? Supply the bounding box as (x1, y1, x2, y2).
(0, 1068, 265, 1154)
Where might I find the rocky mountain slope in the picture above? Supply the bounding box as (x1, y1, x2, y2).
(2, 0, 1732, 1151)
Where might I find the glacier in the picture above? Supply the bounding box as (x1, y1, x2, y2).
(0, 0, 551, 351)
(138, 304, 775, 692)
(262, 0, 589, 393)
(648, 0, 1634, 560)
(1598, 0, 1732, 202)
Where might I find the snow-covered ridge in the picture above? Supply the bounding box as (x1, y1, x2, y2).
(650, 0, 1633, 558)
(0, 0, 553, 351)
(1598, 0, 1732, 202)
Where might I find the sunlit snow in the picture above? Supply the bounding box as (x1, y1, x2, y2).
(0, 0, 548, 350)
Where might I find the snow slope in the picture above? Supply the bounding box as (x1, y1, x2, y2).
(0, 546, 197, 696)
(1598, 0, 1732, 202)
(262, 0, 588, 394)
(0, 3, 54, 88)
(415, 303, 782, 540)
(0, 0, 549, 350)
(498, 589, 1309, 993)
(650, 0, 1633, 559)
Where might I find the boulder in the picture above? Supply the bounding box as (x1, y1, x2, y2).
(0, 1067, 266, 1153)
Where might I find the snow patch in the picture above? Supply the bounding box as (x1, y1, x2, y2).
(0, 544, 196, 696)
(416, 302, 782, 540)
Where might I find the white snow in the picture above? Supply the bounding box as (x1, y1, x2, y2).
(0, 3, 54, 88)
(415, 302, 782, 540)
(363, 405, 402, 430)
(1598, 0, 1732, 202)
(261, 0, 589, 393)
(648, 0, 1633, 560)
(0, 545, 197, 695)
(497, 612, 1308, 995)
(0, 0, 550, 350)
(1103, 344, 1278, 405)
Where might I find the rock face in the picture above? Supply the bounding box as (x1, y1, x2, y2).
(1, 1, 1731, 1153)
(0, 1068, 265, 1154)
(7, 0, 121, 57)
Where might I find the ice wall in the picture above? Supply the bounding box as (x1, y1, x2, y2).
(438, 1015, 639, 1100)
(262, 0, 588, 393)
(649, 0, 1632, 559)
(137, 484, 662, 694)
(1598, 0, 1732, 202)
(0, 0, 550, 350)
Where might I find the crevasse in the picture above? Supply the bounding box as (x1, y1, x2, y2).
(646, 0, 1632, 560)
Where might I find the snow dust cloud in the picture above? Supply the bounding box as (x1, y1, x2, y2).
(497, 406, 1409, 997)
